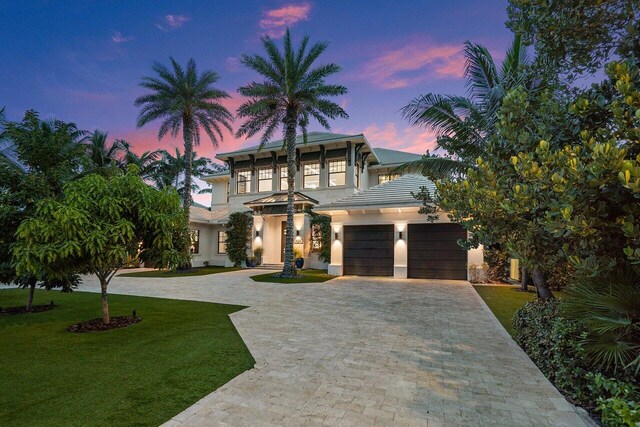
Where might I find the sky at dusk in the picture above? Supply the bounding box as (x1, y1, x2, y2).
(0, 0, 512, 204)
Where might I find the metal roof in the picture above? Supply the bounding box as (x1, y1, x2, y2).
(216, 131, 367, 160)
(370, 148, 422, 167)
(189, 206, 229, 224)
(244, 191, 318, 207)
(315, 174, 435, 211)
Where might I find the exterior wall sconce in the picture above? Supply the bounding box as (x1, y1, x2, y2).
(294, 229, 302, 244)
(256, 230, 260, 238)
(399, 231, 403, 240)
(334, 232, 339, 241)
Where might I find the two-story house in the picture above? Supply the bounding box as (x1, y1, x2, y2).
(189, 132, 483, 280)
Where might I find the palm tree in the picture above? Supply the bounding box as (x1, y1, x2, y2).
(401, 35, 539, 179)
(135, 57, 233, 216)
(123, 148, 163, 180)
(152, 148, 217, 199)
(84, 130, 128, 175)
(236, 29, 348, 277)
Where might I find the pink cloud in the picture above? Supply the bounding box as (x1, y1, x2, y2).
(225, 56, 243, 73)
(67, 89, 119, 104)
(111, 31, 134, 43)
(156, 14, 190, 31)
(356, 122, 437, 154)
(259, 2, 311, 38)
(358, 40, 465, 89)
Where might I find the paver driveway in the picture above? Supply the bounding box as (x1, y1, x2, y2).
(79, 269, 587, 426)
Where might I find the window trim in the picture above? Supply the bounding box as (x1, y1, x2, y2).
(217, 231, 227, 254)
(257, 167, 273, 193)
(236, 170, 251, 194)
(303, 161, 321, 189)
(328, 159, 346, 187)
(190, 229, 200, 254)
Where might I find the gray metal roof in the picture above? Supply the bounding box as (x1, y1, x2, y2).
(216, 131, 365, 159)
(189, 206, 229, 224)
(244, 191, 318, 207)
(371, 148, 422, 166)
(315, 174, 435, 211)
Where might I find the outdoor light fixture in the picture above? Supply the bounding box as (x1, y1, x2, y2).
(334, 232, 339, 241)
(256, 230, 260, 238)
(399, 231, 403, 240)
(294, 229, 302, 244)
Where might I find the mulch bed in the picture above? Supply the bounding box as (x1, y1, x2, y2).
(67, 316, 141, 333)
(1, 303, 57, 315)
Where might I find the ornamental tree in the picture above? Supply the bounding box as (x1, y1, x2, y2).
(13, 167, 190, 323)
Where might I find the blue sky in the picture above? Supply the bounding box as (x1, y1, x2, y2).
(0, 0, 513, 202)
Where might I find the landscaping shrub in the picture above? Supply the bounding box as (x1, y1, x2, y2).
(588, 373, 640, 427)
(225, 212, 253, 267)
(483, 247, 509, 282)
(513, 299, 593, 405)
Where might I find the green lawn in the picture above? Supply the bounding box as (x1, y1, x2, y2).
(250, 269, 335, 283)
(473, 285, 567, 336)
(118, 266, 241, 278)
(0, 289, 255, 427)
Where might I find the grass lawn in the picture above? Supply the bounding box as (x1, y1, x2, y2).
(473, 285, 568, 336)
(251, 269, 335, 283)
(118, 265, 241, 278)
(0, 289, 255, 427)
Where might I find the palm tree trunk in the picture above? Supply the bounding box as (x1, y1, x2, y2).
(531, 266, 553, 299)
(281, 112, 298, 277)
(182, 121, 193, 210)
(520, 266, 528, 292)
(27, 282, 36, 311)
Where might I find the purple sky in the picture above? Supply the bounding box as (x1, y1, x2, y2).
(0, 1, 513, 203)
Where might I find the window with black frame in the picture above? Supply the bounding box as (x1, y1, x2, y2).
(236, 170, 251, 194)
(258, 167, 272, 192)
(218, 231, 227, 254)
(303, 162, 320, 189)
(190, 229, 200, 254)
(328, 159, 346, 187)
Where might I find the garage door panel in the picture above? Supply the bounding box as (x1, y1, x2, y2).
(408, 224, 468, 280)
(343, 225, 393, 276)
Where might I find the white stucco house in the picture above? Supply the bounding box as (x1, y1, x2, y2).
(189, 131, 483, 280)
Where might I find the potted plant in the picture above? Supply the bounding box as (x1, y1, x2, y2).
(253, 247, 263, 266)
(245, 256, 257, 268)
(294, 248, 304, 269)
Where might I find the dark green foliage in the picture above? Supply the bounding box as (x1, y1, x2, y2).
(588, 373, 640, 427)
(250, 269, 334, 283)
(513, 299, 593, 405)
(0, 289, 254, 427)
(309, 211, 331, 263)
(564, 271, 640, 376)
(152, 147, 219, 198)
(483, 247, 509, 282)
(225, 212, 253, 267)
(507, 0, 639, 79)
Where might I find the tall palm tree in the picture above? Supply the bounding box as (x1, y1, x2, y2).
(236, 29, 348, 277)
(135, 57, 233, 216)
(84, 130, 128, 175)
(401, 35, 539, 179)
(123, 148, 163, 180)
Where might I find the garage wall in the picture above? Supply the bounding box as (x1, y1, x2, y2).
(328, 208, 483, 280)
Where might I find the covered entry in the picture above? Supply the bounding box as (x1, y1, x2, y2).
(343, 225, 394, 276)
(407, 223, 467, 279)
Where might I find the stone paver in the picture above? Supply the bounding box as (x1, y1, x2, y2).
(78, 269, 587, 426)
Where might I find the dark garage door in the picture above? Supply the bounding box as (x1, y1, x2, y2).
(343, 225, 394, 276)
(408, 223, 467, 280)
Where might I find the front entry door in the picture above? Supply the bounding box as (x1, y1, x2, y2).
(280, 220, 286, 262)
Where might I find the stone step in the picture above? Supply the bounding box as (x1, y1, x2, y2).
(253, 264, 283, 270)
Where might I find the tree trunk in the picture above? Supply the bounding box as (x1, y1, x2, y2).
(27, 282, 36, 311)
(531, 266, 553, 299)
(99, 276, 110, 324)
(182, 120, 193, 210)
(520, 266, 528, 292)
(281, 111, 298, 277)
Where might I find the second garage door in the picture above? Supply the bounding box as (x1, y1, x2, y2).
(343, 225, 394, 276)
(408, 223, 468, 280)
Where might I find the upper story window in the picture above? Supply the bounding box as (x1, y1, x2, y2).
(258, 167, 273, 192)
(279, 166, 288, 191)
(236, 170, 251, 194)
(328, 159, 346, 187)
(378, 173, 401, 185)
(303, 162, 320, 189)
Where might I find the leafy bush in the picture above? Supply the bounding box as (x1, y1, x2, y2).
(513, 299, 594, 405)
(483, 247, 509, 282)
(588, 373, 640, 427)
(563, 271, 640, 376)
(225, 212, 252, 267)
(253, 247, 263, 265)
(309, 211, 331, 263)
